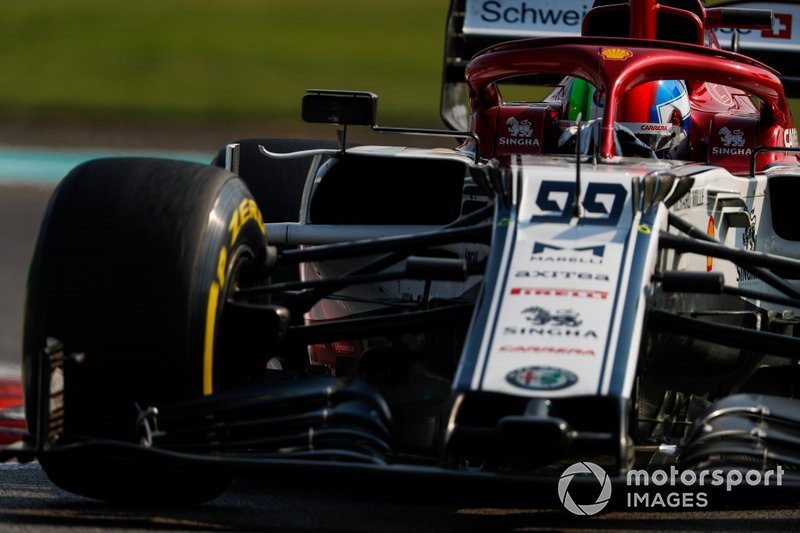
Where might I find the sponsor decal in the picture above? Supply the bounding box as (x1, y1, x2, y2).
(510, 287, 608, 298)
(718, 126, 745, 147)
(712, 126, 751, 156)
(708, 84, 733, 107)
(743, 210, 757, 250)
(785, 128, 798, 148)
(505, 307, 599, 339)
(620, 123, 677, 136)
(712, 147, 752, 156)
(504, 326, 599, 338)
(762, 13, 792, 39)
(499, 137, 541, 147)
(672, 189, 706, 212)
(737, 210, 758, 282)
(464, 248, 481, 266)
(600, 48, 632, 60)
(639, 124, 670, 132)
(523, 306, 582, 326)
(707, 215, 715, 272)
(506, 115, 533, 137)
(515, 270, 610, 281)
(498, 114, 541, 148)
(531, 243, 605, 264)
(500, 345, 596, 355)
(464, 0, 589, 36)
(506, 365, 578, 390)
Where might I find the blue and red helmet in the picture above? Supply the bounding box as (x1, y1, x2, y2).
(565, 78, 692, 159)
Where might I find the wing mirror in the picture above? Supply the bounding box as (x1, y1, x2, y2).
(301, 90, 377, 127)
(297, 88, 481, 163)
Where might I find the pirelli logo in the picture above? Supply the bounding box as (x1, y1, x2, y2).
(510, 287, 609, 298)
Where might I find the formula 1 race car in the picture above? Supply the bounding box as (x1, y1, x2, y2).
(7, 0, 800, 506)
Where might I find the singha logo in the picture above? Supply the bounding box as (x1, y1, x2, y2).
(506, 116, 533, 138)
(718, 126, 745, 147)
(523, 306, 583, 327)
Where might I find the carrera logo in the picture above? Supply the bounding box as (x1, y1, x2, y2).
(600, 48, 632, 60)
(500, 345, 596, 356)
(510, 287, 608, 298)
(620, 122, 677, 136)
(640, 124, 669, 131)
(762, 13, 792, 39)
(506, 365, 578, 390)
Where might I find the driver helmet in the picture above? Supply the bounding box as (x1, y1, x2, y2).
(563, 78, 691, 159)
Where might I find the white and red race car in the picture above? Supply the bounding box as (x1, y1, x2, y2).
(5, 0, 800, 507)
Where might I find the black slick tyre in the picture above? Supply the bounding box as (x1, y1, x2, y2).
(23, 158, 268, 503)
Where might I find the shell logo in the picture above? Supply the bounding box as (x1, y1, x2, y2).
(600, 48, 633, 60)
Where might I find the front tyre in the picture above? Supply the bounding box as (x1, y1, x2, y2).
(23, 158, 268, 503)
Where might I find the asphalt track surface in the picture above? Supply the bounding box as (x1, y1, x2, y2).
(2, 182, 800, 531)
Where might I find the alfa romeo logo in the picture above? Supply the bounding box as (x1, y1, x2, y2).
(558, 462, 612, 515)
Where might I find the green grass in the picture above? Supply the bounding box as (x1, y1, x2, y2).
(1, 1, 799, 129)
(0, 0, 449, 126)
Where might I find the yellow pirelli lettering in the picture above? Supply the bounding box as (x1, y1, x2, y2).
(203, 245, 228, 396)
(216, 247, 227, 289)
(203, 281, 219, 396)
(228, 198, 265, 246)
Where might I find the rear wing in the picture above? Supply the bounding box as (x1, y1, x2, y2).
(441, 0, 798, 131)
